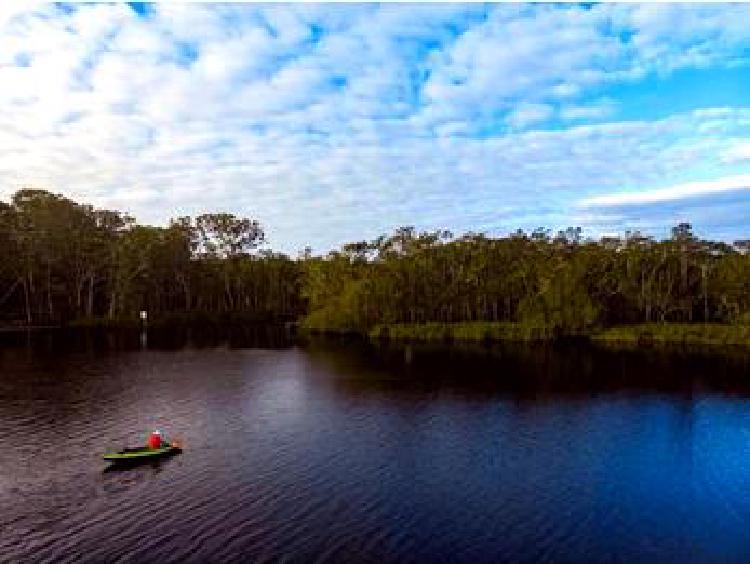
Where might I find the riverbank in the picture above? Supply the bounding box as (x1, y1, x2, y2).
(302, 321, 750, 348)
(65, 311, 296, 330)
(300, 321, 561, 343)
(0, 324, 62, 333)
(0, 312, 297, 334)
(7, 318, 750, 349)
(369, 322, 561, 343)
(592, 323, 750, 347)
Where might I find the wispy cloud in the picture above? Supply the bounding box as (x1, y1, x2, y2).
(560, 99, 616, 122)
(722, 142, 750, 164)
(506, 103, 555, 130)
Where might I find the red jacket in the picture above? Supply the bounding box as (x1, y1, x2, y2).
(148, 432, 162, 449)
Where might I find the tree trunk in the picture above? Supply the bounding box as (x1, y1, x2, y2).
(23, 277, 32, 325)
(76, 279, 84, 314)
(0, 278, 21, 308)
(87, 275, 95, 318)
(181, 277, 191, 311)
(47, 265, 53, 322)
(108, 291, 117, 319)
(702, 264, 709, 322)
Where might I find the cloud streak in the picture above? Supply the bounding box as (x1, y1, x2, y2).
(579, 174, 750, 207)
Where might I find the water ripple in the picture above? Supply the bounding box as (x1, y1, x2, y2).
(1, 342, 750, 562)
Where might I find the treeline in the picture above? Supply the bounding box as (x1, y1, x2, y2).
(303, 226, 750, 334)
(0, 189, 303, 326)
(3, 189, 750, 335)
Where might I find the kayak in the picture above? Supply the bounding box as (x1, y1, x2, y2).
(102, 442, 182, 463)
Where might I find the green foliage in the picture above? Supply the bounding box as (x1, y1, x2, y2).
(518, 256, 599, 332)
(301, 224, 750, 342)
(593, 324, 750, 347)
(370, 322, 556, 343)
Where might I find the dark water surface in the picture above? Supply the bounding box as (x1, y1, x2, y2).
(2, 329, 750, 562)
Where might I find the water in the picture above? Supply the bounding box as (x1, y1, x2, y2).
(1, 329, 750, 562)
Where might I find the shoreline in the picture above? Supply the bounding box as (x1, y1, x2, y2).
(301, 321, 750, 349)
(0, 325, 62, 333)
(5, 320, 750, 350)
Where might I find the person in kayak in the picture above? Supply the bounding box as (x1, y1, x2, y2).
(147, 429, 163, 449)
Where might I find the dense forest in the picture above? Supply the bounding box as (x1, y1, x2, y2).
(2, 189, 750, 340)
(303, 225, 750, 336)
(0, 189, 303, 326)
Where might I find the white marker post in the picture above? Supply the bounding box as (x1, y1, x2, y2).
(139, 310, 148, 349)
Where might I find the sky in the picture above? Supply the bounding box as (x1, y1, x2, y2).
(1, 3, 750, 253)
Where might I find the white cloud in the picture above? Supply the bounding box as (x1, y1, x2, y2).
(722, 142, 750, 164)
(418, 4, 750, 130)
(628, 3, 750, 71)
(505, 103, 554, 130)
(0, 4, 749, 251)
(560, 99, 616, 121)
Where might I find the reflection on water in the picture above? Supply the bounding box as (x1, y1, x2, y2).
(101, 453, 181, 474)
(1, 328, 750, 562)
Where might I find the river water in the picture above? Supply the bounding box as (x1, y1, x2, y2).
(1, 329, 749, 562)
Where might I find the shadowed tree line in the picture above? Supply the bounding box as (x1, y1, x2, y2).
(0, 189, 303, 326)
(3, 189, 750, 336)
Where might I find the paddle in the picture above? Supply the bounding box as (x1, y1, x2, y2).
(166, 435, 184, 450)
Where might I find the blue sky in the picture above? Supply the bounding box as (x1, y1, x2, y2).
(1, 3, 750, 253)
